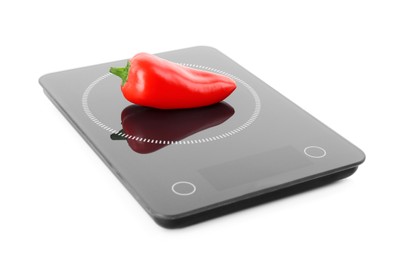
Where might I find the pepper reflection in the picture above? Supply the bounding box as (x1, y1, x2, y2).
(111, 102, 235, 154)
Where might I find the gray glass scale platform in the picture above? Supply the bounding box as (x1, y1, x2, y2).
(39, 46, 365, 228)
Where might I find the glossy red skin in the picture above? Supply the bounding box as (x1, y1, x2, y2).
(121, 103, 235, 153)
(122, 53, 237, 109)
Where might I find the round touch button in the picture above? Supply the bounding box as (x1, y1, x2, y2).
(171, 181, 196, 196)
(304, 146, 327, 158)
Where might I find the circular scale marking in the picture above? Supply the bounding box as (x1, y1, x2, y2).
(304, 146, 327, 158)
(171, 181, 196, 196)
(82, 64, 261, 145)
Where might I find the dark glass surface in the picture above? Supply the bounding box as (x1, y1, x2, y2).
(111, 102, 235, 154)
(39, 46, 365, 218)
(200, 146, 313, 191)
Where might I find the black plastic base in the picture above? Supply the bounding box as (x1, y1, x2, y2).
(155, 167, 358, 228)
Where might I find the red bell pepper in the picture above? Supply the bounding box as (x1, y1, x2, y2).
(109, 53, 236, 109)
(110, 103, 235, 153)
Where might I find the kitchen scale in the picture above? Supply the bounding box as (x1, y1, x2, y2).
(40, 46, 365, 228)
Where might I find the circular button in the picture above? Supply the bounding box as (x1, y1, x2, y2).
(171, 181, 196, 196)
(304, 146, 327, 158)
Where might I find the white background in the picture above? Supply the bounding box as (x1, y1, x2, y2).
(1, 1, 403, 259)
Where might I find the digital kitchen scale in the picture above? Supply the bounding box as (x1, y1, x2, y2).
(39, 46, 365, 228)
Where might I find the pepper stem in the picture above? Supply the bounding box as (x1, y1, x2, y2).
(109, 61, 130, 86)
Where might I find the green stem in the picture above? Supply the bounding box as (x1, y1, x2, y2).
(109, 61, 130, 86)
